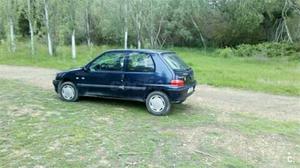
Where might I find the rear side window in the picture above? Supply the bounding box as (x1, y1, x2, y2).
(162, 53, 189, 71)
(127, 53, 155, 72)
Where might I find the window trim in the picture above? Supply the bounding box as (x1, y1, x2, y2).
(125, 52, 156, 73)
(87, 51, 126, 73)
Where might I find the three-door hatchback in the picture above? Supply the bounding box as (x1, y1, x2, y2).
(53, 49, 196, 115)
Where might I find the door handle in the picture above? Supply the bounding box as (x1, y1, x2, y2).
(121, 74, 125, 82)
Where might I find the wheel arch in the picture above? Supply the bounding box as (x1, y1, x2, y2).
(144, 88, 170, 102)
(58, 78, 76, 92)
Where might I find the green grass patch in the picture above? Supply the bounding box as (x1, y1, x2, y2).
(174, 47, 300, 96)
(217, 156, 254, 168)
(0, 42, 300, 95)
(0, 79, 216, 167)
(228, 113, 300, 141)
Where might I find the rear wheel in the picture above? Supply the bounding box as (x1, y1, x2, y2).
(59, 82, 79, 102)
(146, 91, 171, 116)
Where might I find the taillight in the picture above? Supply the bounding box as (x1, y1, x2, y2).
(170, 80, 185, 87)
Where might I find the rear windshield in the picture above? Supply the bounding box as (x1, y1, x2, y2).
(162, 53, 190, 70)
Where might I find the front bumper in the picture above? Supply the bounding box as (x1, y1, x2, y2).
(53, 80, 60, 93)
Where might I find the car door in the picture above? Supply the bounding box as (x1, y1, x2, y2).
(123, 52, 156, 100)
(78, 51, 125, 98)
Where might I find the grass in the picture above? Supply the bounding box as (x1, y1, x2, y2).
(0, 42, 300, 96)
(0, 80, 221, 167)
(0, 79, 299, 167)
(174, 47, 300, 96)
(227, 113, 300, 142)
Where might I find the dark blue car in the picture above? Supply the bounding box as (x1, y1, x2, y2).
(53, 49, 196, 115)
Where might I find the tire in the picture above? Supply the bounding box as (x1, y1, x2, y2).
(58, 81, 79, 102)
(146, 91, 171, 116)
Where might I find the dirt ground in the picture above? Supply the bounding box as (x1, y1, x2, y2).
(0, 64, 299, 122)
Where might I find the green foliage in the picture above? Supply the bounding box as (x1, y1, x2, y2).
(216, 47, 234, 58)
(234, 42, 300, 59)
(1, 0, 300, 48)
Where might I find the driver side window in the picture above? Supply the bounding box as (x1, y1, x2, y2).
(89, 52, 125, 72)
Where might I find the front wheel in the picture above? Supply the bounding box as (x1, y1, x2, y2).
(146, 91, 171, 116)
(59, 81, 79, 102)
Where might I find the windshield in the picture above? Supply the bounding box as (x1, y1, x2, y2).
(162, 53, 190, 70)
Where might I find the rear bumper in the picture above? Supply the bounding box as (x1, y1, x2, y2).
(166, 84, 196, 103)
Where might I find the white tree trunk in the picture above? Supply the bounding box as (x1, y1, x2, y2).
(85, 8, 91, 47)
(138, 19, 142, 49)
(124, 31, 128, 49)
(29, 20, 34, 55)
(28, 0, 34, 55)
(137, 13, 141, 49)
(137, 32, 141, 49)
(71, 29, 76, 59)
(136, 0, 142, 49)
(190, 15, 207, 49)
(282, 0, 293, 43)
(44, 0, 53, 56)
(124, 0, 128, 49)
(9, 18, 16, 52)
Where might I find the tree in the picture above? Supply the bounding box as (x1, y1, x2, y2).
(6, 0, 17, 52)
(186, 0, 207, 48)
(26, 0, 35, 55)
(1, 0, 300, 52)
(124, 0, 128, 49)
(130, 0, 144, 49)
(85, 0, 93, 47)
(65, 0, 78, 59)
(43, 0, 53, 56)
(0, 0, 6, 41)
(142, 0, 169, 48)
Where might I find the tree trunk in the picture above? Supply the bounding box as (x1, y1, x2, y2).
(284, 20, 293, 43)
(29, 20, 34, 55)
(44, 0, 53, 56)
(27, 0, 35, 55)
(9, 17, 16, 52)
(124, 31, 128, 49)
(136, 11, 141, 49)
(71, 29, 76, 59)
(282, 0, 293, 43)
(137, 0, 142, 49)
(85, 7, 91, 47)
(124, 0, 128, 49)
(190, 15, 206, 49)
(137, 23, 141, 49)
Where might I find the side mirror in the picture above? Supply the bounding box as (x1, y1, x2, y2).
(83, 66, 89, 72)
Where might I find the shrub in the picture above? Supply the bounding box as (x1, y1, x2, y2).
(216, 47, 235, 58)
(233, 42, 299, 58)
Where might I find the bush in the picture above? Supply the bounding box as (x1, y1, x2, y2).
(233, 42, 300, 58)
(216, 47, 235, 58)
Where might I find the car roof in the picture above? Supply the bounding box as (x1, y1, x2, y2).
(105, 49, 175, 55)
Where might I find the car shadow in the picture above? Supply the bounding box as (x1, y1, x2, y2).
(52, 94, 196, 116)
(79, 96, 146, 109)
